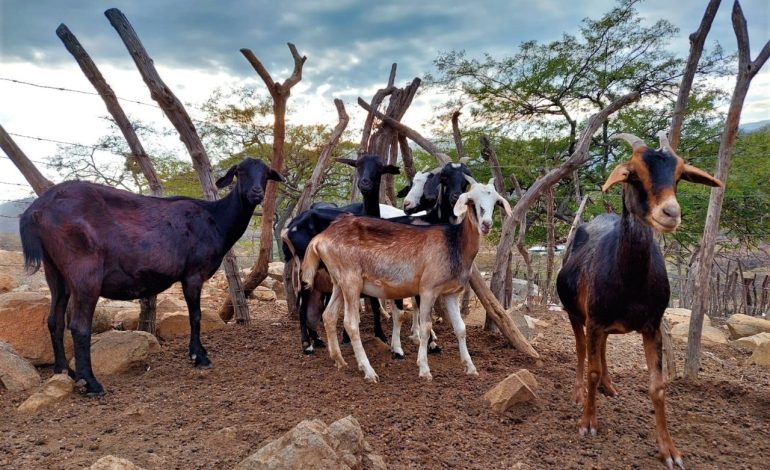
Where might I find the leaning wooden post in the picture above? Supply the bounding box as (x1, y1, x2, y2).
(0, 125, 53, 195)
(217, 44, 306, 320)
(105, 8, 250, 324)
(285, 99, 349, 317)
(489, 91, 641, 303)
(685, 1, 770, 378)
(57, 23, 164, 334)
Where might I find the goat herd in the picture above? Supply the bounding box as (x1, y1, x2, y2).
(18, 131, 721, 468)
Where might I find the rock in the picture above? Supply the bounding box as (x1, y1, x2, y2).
(235, 415, 385, 470)
(483, 369, 538, 412)
(665, 308, 712, 328)
(0, 340, 41, 392)
(69, 330, 158, 375)
(114, 309, 141, 331)
(93, 302, 119, 334)
(0, 272, 18, 293)
(670, 322, 728, 345)
(253, 286, 277, 302)
(89, 455, 144, 470)
(261, 277, 286, 300)
(267, 262, 284, 282)
(0, 291, 74, 365)
(156, 309, 225, 340)
(17, 374, 74, 414)
(726, 314, 770, 340)
(730, 332, 770, 352)
(749, 340, 770, 367)
(509, 279, 540, 301)
(155, 296, 187, 314)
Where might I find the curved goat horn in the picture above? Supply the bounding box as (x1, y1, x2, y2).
(612, 133, 646, 151)
(657, 130, 676, 155)
(459, 156, 470, 164)
(464, 174, 478, 185)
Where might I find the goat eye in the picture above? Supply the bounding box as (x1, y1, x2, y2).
(480, 208, 486, 216)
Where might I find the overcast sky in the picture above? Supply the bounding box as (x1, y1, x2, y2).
(0, 0, 768, 199)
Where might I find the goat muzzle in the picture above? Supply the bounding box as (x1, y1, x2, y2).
(248, 187, 264, 205)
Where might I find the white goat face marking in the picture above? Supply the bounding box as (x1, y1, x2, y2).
(453, 182, 508, 235)
(403, 171, 430, 210)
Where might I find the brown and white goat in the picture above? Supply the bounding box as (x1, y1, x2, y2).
(301, 179, 511, 382)
(556, 131, 722, 469)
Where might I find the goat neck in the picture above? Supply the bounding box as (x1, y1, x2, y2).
(615, 191, 657, 281)
(209, 184, 258, 250)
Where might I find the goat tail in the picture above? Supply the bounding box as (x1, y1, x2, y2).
(300, 239, 321, 290)
(19, 210, 43, 274)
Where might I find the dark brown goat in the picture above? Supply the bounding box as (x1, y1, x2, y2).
(20, 158, 282, 396)
(556, 132, 721, 468)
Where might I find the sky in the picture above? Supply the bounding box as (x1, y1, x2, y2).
(0, 0, 768, 200)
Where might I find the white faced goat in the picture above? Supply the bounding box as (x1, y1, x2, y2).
(301, 178, 512, 382)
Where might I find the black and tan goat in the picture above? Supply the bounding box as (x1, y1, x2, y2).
(302, 179, 511, 382)
(555, 132, 722, 468)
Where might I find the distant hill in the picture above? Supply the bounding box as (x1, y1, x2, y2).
(0, 198, 33, 235)
(740, 120, 770, 133)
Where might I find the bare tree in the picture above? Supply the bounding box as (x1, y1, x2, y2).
(218, 43, 306, 320)
(670, 0, 722, 150)
(685, 1, 770, 378)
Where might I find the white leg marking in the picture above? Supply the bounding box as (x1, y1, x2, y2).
(444, 294, 477, 375)
(343, 288, 378, 383)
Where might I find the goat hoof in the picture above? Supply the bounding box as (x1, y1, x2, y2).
(392, 352, 405, 360)
(302, 347, 315, 355)
(599, 382, 618, 397)
(75, 379, 105, 397)
(419, 371, 433, 381)
(428, 344, 442, 354)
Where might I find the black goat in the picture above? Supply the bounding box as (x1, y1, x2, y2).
(20, 158, 283, 395)
(283, 155, 399, 353)
(555, 132, 721, 468)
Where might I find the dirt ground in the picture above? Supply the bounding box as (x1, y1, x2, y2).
(1, 300, 769, 470)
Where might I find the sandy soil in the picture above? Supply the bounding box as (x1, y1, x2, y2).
(1, 300, 769, 469)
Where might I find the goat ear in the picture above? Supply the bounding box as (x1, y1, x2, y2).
(396, 185, 412, 198)
(681, 164, 722, 188)
(215, 165, 237, 189)
(268, 168, 284, 182)
(601, 163, 631, 192)
(383, 165, 401, 175)
(453, 193, 470, 218)
(335, 158, 357, 168)
(497, 195, 512, 217)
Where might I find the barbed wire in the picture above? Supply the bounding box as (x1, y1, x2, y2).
(0, 76, 160, 109)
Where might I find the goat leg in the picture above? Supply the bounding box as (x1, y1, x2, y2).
(643, 329, 684, 469)
(323, 287, 347, 369)
(578, 326, 604, 436)
(69, 293, 104, 396)
(599, 334, 618, 397)
(568, 316, 587, 405)
(343, 289, 378, 383)
(444, 294, 477, 375)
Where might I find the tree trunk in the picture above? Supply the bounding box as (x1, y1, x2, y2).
(0, 125, 53, 195)
(480, 135, 505, 194)
(669, 0, 722, 150)
(685, 1, 770, 378)
(218, 44, 306, 321)
(470, 266, 539, 358)
(542, 180, 555, 306)
(451, 111, 467, 161)
(58, 22, 164, 334)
